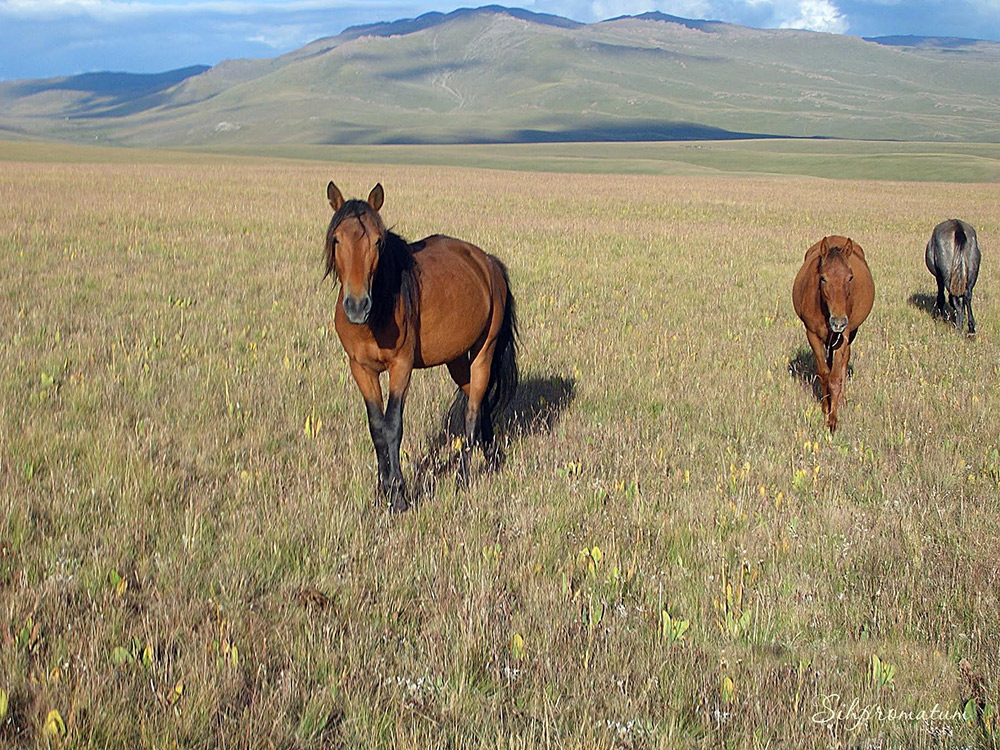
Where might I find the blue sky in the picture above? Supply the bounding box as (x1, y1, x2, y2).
(1, 0, 998, 81)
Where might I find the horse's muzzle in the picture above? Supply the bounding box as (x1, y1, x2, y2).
(343, 293, 372, 325)
(828, 315, 848, 334)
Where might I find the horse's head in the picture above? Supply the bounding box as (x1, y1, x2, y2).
(817, 237, 857, 335)
(324, 182, 386, 325)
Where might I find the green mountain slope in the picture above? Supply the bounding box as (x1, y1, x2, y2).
(2, 6, 999, 146)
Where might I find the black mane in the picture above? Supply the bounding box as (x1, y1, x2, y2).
(324, 200, 419, 328)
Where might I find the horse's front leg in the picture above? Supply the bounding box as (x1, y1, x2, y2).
(350, 360, 406, 510)
(806, 330, 832, 417)
(827, 342, 851, 433)
(383, 360, 413, 511)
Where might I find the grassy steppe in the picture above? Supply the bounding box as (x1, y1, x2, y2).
(1, 142, 998, 748)
(6, 139, 1000, 182)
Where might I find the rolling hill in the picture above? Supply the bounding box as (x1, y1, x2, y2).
(2, 5, 999, 146)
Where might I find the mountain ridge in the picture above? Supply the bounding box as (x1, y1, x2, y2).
(2, 6, 999, 146)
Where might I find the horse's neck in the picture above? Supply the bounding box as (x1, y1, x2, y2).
(371, 234, 417, 326)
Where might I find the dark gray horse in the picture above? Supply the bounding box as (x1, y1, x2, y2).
(925, 218, 981, 335)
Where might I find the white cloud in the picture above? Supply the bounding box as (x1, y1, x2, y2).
(777, 0, 848, 33)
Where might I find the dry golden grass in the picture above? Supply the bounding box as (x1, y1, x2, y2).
(1, 146, 998, 748)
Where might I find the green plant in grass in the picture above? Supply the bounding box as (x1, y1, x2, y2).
(714, 562, 755, 640)
(720, 675, 735, 705)
(510, 631, 525, 661)
(108, 568, 127, 597)
(110, 638, 154, 669)
(42, 709, 66, 741)
(793, 660, 811, 713)
(964, 700, 997, 739)
(659, 610, 690, 647)
(869, 654, 895, 690)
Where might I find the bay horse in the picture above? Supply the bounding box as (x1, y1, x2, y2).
(926, 218, 981, 336)
(792, 236, 875, 432)
(323, 182, 518, 511)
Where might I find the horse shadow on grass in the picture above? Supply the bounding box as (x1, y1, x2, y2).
(908, 292, 938, 319)
(909, 291, 975, 335)
(787, 347, 855, 403)
(409, 374, 576, 502)
(788, 347, 821, 401)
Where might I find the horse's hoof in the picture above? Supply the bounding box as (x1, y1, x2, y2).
(388, 489, 410, 513)
(378, 481, 410, 512)
(484, 446, 505, 473)
(390, 498, 410, 513)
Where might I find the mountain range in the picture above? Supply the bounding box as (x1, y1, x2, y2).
(1, 5, 999, 147)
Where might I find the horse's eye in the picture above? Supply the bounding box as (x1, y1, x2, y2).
(849, 275, 854, 282)
(820, 276, 827, 284)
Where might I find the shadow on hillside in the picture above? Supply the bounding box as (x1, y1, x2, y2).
(12, 67, 208, 119)
(409, 374, 576, 503)
(372, 121, 795, 145)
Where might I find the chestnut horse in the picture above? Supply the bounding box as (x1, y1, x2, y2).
(323, 182, 518, 511)
(792, 236, 875, 432)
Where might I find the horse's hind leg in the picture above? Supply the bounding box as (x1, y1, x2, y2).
(446, 357, 476, 487)
(479, 399, 502, 471)
(934, 275, 947, 319)
(965, 291, 977, 336)
(452, 360, 501, 472)
(446, 357, 471, 435)
(455, 343, 497, 488)
(949, 292, 965, 330)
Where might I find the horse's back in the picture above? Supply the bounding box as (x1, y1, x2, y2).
(412, 235, 509, 367)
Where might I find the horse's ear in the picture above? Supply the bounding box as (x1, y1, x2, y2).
(327, 181, 344, 212)
(818, 236, 833, 259)
(368, 183, 384, 213)
(842, 238, 856, 257)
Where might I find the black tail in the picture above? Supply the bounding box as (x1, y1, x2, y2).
(948, 222, 968, 297)
(446, 261, 519, 436)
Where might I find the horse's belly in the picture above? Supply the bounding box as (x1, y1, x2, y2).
(416, 297, 491, 367)
(413, 243, 495, 368)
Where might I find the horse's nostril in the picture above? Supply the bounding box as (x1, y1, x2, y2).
(344, 294, 372, 323)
